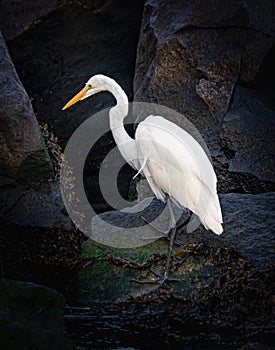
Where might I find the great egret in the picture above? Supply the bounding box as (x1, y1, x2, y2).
(63, 74, 223, 283)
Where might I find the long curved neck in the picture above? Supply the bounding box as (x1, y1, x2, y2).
(106, 78, 134, 147)
(98, 76, 137, 168)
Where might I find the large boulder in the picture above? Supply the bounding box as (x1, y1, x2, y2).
(70, 192, 274, 346)
(0, 32, 70, 229)
(134, 0, 275, 183)
(0, 278, 74, 350)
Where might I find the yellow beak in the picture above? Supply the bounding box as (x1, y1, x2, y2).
(62, 85, 91, 110)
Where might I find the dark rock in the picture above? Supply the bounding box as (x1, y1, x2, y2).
(68, 192, 274, 347)
(217, 192, 275, 267)
(134, 0, 275, 186)
(87, 191, 275, 272)
(0, 278, 75, 350)
(215, 160, 275, 194)
(0, 0, 119, 41)
(0, 0, 63, 40)
(0, 32, 70, 229)
(0, 220, 80, 302)
(7, 0, 145, 211)
(221, 85, 275, 182)
(7, 0, 145, 145)
(4, 183, 70, 228)
(0, 32, 49, 178)
(74, 191, 272, 306)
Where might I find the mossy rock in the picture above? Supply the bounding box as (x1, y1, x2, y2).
(75, 194, 274, 338)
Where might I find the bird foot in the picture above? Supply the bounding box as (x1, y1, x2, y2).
(131, 269, 182, 285)
(131, 276, 182, 285)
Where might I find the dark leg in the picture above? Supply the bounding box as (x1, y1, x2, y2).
(141, 205, 190, 247)
(133, 198, 191, 285)
(140, 215, 181, 247)
(162, 198, 177, 281)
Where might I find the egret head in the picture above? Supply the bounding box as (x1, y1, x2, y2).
(62, 75, 106, 110)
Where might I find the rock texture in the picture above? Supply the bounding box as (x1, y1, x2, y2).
(0, 32, 70, 229)
(72, 192, 274, 347)
(0, 33, 47, 178)
(0, 1, 121, 41)
(87, 192, 275, 272)
(221, 85, 275, 182)
(7, 0, 145, 210)
(134, 0, 275, 183)
(0, 278, 74, 350)
(218, 192, 275, 267)
(0, 0, 63, 40)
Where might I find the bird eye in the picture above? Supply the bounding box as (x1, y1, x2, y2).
(87, 84, 92, 88)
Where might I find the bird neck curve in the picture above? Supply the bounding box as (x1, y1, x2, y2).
(104, 77, 134, 148)
(94, 75, 137, 167)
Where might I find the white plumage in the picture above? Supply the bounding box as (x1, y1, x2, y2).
(135, 115, 223, 235)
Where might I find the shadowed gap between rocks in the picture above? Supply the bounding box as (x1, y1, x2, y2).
(7, 0, 145, 212)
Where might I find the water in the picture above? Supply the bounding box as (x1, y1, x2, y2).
(64, 305, 274, 350)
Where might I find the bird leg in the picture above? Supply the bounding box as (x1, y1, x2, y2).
(141, 205, 190, 247)
(141, 215, 182, 245)
(133, 198, 191, 285)
(163, 198, 177, 280)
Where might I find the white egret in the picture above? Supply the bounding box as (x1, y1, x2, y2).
(63, 74, 223, 283)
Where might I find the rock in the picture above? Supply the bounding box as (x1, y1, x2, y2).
(78, 191, 273, 300)
(217, 192, 275, 267)
(7, 0, 145, 211)
(0, 32, 48, 177)
(0, 0, 123, 41)
(70, 192, 273, 345)
(85, 191, 275, 271)
(134, 0, 275, 182)
(221, 86, 275, 182)
(0, 278, 75, 350)
(167, 191, 275, 270)
(7, 0, 145, 145)
(0, 32, 70, 229)
(0, 0, 63, 40)
(4, 183, 71, 228)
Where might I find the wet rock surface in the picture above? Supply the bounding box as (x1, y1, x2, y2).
(0, 219, 80, 302)
(1, 208, 272, 349)
(80, 192, 275, 298)
(70, 193, 274, 347)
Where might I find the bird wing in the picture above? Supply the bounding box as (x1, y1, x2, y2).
(135, 115, 223, 234)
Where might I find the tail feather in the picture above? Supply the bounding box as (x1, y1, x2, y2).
(200, 196, 223, 235)
(203, 215, 223, 235)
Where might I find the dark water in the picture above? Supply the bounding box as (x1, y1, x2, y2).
(64, 305, 274, 350)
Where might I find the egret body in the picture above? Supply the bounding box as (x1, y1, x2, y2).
(63, 74, 223, 283)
